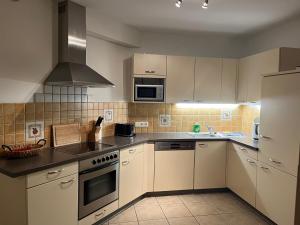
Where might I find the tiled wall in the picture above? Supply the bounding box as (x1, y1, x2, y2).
(0, 102, 128, 147)
(128, 103, 260, 136)
(241, 105, 261, 135)
(128, 103, 243, 133)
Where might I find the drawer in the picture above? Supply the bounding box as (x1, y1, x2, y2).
(232, 143, 258, 160)
(120, 144, 144, 159)
(79, 200, 118, 225)
(27, 162, 78, 188)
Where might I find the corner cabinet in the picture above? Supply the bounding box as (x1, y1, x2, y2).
(238, 47, 300, 103)
(133, 53, 167, 76)
(194, 142, 227, 189)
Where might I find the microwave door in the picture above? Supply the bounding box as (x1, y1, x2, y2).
(135, 85, 164, 101)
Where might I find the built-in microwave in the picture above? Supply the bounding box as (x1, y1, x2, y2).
(134, 77, 165, 102)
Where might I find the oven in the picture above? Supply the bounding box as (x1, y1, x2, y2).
(134, 77, 165, 102)
(79, 151, 119, 219)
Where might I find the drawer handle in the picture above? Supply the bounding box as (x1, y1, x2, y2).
(95, 210, 106, 218)
(48, 169, 64, 175)
(247, 159, 256, 165)
(145, 70, 155, 73)
(60, 178, 75, 185)
(260, 166, 270, 170)
(129, 149, 136, 154)
(269, 158, 282, 165)
(240, 147, 248, 152)
(122, 161, 130, 166)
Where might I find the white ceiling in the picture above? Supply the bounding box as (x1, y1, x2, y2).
(73, 0, 300, 35)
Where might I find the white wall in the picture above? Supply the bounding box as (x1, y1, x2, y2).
(135, 31, 243, 58)
(86, 36, 132, 102)
(241, 15, 300, 57)
(0, 0, 56, 103)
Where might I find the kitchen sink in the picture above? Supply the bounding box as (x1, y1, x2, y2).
(187, 132, 222, 138)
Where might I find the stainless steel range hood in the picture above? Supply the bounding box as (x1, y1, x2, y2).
(45, 0, 114, 87)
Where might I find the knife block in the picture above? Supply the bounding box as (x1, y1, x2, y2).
(88, 126, 102, 143)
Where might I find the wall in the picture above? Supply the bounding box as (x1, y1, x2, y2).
(241, 105, 260, 135)
(135, 31, 243, 58)
(241, 14, 300, 57)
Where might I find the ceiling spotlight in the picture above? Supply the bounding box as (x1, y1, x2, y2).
(175, 0, 182, 8)
(202, 0, 208, 9)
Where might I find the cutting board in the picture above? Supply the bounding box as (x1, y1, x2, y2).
(52, 123, 81, 147)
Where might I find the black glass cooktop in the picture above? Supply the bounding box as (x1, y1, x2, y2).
(55, 142, 116, 156)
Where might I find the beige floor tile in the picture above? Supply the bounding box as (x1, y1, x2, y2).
(135, 205, 166, 221)
(156, 196, 183, 205)
(139, 219, 169, 225)
(109, 222, 139, 225)
(195, 215, 225, 225)
(221, 212, 268, 225)
(160, 204, 192, 218)
(109, 207, 137, 224)
(185, 202, 219, 216)
(135, 197, 159, 207)
(179, 194, 207, 204)
(167, 217, 199, 225)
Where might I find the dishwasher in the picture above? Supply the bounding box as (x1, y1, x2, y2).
(154, 141, 195, 192)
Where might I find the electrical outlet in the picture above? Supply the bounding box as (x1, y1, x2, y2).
(135, 121, 149, 128)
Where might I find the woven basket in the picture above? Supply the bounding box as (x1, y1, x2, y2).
(1, 139, 47, 159)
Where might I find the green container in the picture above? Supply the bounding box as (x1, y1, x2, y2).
(192, 123, 201, 133)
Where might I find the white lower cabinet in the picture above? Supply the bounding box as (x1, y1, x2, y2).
(119, 144, 144, 207)
(27, 174, 78, 225)
(143, 144, 155, 193)
(154, 150, 194, 191)
(256, 162, 297, 225)
(194, 142, 227, 189)
(227, 144, 257, 206)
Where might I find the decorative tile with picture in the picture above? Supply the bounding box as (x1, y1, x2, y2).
(26, 121, 44, 141)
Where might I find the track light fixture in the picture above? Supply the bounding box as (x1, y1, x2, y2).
(202, 0, 209, 9)
(175, 0, 182, 8)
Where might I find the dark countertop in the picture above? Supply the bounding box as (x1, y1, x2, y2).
(0, 133, 259, 178)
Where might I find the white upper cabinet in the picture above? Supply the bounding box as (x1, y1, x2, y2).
(194, 57, 223, 102)
(259, 72, 300, 176)
(133, 53, 167, 76)
(166, 56, 195, 103)
(238, 48, 300, 103)
(221, 59, 238, 103)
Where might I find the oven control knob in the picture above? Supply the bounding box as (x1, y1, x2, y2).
(106, 156, 109, 161)
(110, 155, 113, 160)
(92, 160, 97, 165)
(114, 154, 118, 158)
(97, 159, 101, 163)
(102, 158, 105, 162)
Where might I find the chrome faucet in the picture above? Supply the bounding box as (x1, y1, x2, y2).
(207, 125, 215, 136)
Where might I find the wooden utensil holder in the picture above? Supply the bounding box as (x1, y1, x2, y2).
(88, 126, 101, 143)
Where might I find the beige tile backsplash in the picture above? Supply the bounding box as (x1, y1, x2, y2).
(0, 102, 128, 147)
(128, 103, 260, 136)
(0, 101, 260, 147)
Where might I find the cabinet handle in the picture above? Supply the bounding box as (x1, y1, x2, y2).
(60, 178, 75, 185)
(240, 147, 248, 152)
(247, 159, 256, 165)
(145, 70, 155, 73)
(261, 135, 272, 140)
(260, 166, 270, 170)
(48, 169, 64, 175)
(198, 143, 208, 148)
(269, 158, 282, 165)
(122, 161, 130, 166)
(129, 149, 136, 154)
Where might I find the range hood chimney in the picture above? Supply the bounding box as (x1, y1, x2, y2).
(45, 0, 115, 87)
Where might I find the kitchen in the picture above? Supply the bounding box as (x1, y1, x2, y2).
(0, 0, 300, 225)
